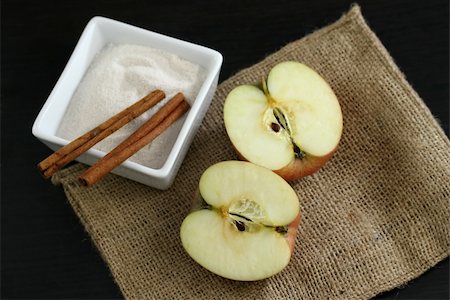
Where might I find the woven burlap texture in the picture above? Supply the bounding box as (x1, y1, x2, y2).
(52, 5, 450, 300)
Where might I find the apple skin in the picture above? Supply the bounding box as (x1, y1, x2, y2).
(274, 149, 337, 181)
(286, 211, 301, 253)
(233, 145, 337, 182)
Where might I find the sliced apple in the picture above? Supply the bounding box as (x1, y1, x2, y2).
(180, 161, 300, 281)
(224, 61, 343, 180)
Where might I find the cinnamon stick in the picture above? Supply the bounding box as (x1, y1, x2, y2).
(38, 89, 165, 178)
(79, 93, 189, 187)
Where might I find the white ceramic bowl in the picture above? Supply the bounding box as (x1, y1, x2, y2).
(32, 16, 222, 190)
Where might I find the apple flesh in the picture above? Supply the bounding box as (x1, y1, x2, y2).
(180, 161, 300, 281)
(224, 61, 343, 181)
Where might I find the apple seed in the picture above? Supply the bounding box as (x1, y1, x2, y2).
(273, 107, 291, 135)
(235, 220, 246, 232)
(196, 195, 290, 235)
(229, 211, 288, 235)
(271, 122, 281, 132)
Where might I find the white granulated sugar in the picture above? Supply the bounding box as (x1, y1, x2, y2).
(57, 44, 206, 168)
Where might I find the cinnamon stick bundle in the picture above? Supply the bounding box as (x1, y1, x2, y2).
(38, 89, 165, 178)
(79, 93, 189, 186)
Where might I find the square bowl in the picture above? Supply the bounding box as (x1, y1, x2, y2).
(32, 16, 223, 190)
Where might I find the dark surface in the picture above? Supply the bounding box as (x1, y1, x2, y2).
(1, 0, 448, 299)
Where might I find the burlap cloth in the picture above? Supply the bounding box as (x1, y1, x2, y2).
(52, 5, 450, 299)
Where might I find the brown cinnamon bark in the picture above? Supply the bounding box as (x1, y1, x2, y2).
(38, 89, 165, 178)
(79, 93, 189, 187)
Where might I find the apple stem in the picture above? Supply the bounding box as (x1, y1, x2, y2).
(262, 76, 269, 96)
(262, 76, 278, 106)
(275, 226, 288, 234)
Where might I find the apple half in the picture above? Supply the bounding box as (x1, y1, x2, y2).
(224, 61, 343, 181)
(180, 161, 300, 281)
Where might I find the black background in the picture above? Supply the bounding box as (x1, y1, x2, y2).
(2, 0, 449, 299)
